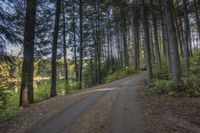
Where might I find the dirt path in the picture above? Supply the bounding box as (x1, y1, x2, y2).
(2, 72, 199, 133)
(28, 72, 145, 133)
(110, 74, 145, 133)
(0, 72, 145, 133)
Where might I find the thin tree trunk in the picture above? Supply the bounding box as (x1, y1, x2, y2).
(78, 0, 83, 88)
(97, 0, 101, 84)
(93, 17, 98, 84)
(89, 45, 94, 85)
(95, 0, 100, 84)
(197, 0, 200, 8)
(161, 1, 172, 71)
(141, 0, 153, 82)
(150, 26, 155, 63)
(121, 11, 128, 67)
(72, 0, 78, 82)
(160, 1, 167, 57)
(62, 0, 68, 85)
(175, 19, 184, 57)
(107, 28, 110, 71)
(151, 2, 161, 68)
(50, 0, 61, 97)
(163, 0, 181, 88)
(134, 7, 140, 70)
(194, 0, 200, 40)
(174, 0, 184, 57)
(179, 17, 185, 55)
(20, 0, 37, 106)
(182, 0, 190, 74)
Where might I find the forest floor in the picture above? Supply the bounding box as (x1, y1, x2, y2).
(138, 85, 200, 133)
(0, 72, 200, 133)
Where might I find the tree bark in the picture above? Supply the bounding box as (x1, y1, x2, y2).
(50, 0, 61, 97)
(160, 1, 167, 57)
(134, 7, 140, 70)
(62, 0, 68, 85)
(72, 0, 78, 82)
(151, 1, 161, 68)
(174, 0, 184, 57)
(20, 0, 37, 106)
(78, 0, 83, 89)
(121, 9, 128, 67)
(150, 26, 155, 63)
(194, 0, 200, 40)
(182, 0, 190, 74)
(141, 0, 153, 82)
(97, 0, 101, 84)
(95, 0, 100, 84)
(163, 0, 181, 88)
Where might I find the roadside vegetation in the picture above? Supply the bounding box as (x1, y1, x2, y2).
(147, 50, 200, 97)
(106, 67, 138, 83)
(0, 58, 135, 123)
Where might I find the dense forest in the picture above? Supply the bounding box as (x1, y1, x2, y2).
(0, 0, 200, 123)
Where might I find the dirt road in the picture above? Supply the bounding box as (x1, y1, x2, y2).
(1, 72, 146, 133)
(2, 71, 199, 133)
(27, 72, 145, 133)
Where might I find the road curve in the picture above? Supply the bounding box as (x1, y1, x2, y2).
(29, 72, 146, 133)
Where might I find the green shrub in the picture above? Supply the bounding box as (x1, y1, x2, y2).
(148, 77, 200, 97)
(147, 79, 173, 95)
(0, 94, 20, 123)
(0, 106, 20, 123)
(69, 82, 80, 90)
(190, 52, 200, 76)
(34, 81, 50, 101)
(148, 54, 200, 97)
(152, 60, 171, 80)
(106, 67, 137, 83)
(57, 80, 67, 95)
(178, 77, 200, 96)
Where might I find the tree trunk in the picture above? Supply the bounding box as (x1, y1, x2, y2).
(150, 26, 155, 63)
(197, 0, 200, 8)
(160, 0, 172, 71)
(62, 0, 68, 85)
(92, 17, 98, 83)
(20, 0, 37, 106)
(175, 19, 184, 57)
(134, 7, 140, 70)
(97, 0, 101, 84)
(160, 2, 167, 57)
(72, 0, 78, 82)
(78, 0, 83, 89)
(194, 0, 200, 40)
(174, 0, 184, 57)
(163, 0, 181, 88)
(50, 0, 61, 97)
(121, 11, 128, 67)
(95, 0, 100, 84)
(28, 38, 34, 104)
(107, 28, 110, 71)
(89, 45, 94, 85)
(141, 0, 153, 82)
(182, 0, 190, 74)
(151, 2, 161, 68)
